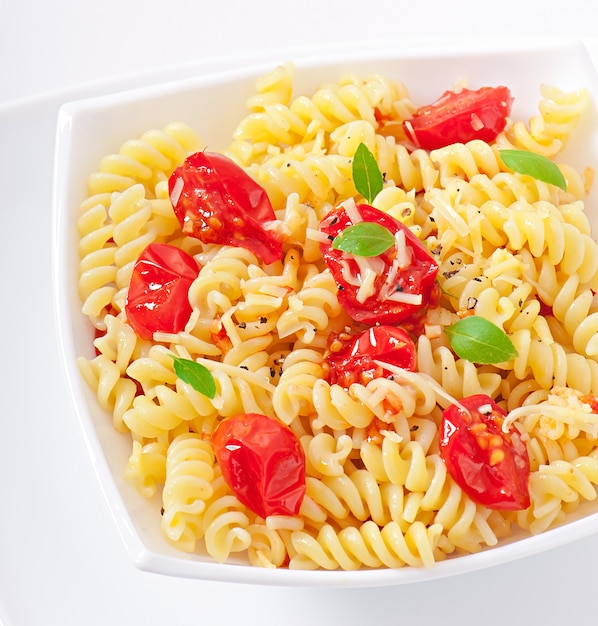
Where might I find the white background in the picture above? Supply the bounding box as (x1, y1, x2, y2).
(2, 2, 598, 625)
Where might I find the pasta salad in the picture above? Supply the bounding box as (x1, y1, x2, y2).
(75, 61, 598, 570)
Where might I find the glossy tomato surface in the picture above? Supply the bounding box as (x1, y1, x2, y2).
(404, 86, 513, 150)
(212, 413, 306, 519)
(440, 394, 530, 510)
(168, 151, 282, 264)
(324, 325, 416, 387)
(320, 204, 439, 326)
(124, 242, 199, 340)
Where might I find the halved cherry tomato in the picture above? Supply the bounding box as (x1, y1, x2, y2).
(168, 151, 282, 264)
(124, 242, 199, 340)
(211, 413, 306, 519)
(319, 204, 439, 326)
(439, 394, 530, 511)
(324, 325, 416, 387)
(403, 86, 513, 151)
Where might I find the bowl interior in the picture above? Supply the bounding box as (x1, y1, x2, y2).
(53, 39, 598, 587)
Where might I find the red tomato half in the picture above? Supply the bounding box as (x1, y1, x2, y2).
(439, 394, 530, 511)
(403, 86, 513, 151)
(124, 242, 199, 340)
(324, 325, 416, 387)
(168, 151, 282, 264)
(212, 413, 306, 519)
(320, 204, 439, 326)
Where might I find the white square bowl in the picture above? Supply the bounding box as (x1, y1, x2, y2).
(52, 39, 598, 587)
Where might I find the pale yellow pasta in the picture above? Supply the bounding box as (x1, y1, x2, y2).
(246, 522, 289, 568)
(304, 432, 354, 477)
(161, 433, 215, 552)
(87, 122, 202, 196)
(125, 439, 168, 498)
(200, 473, 253, 563)
(518, 455, 598, 534)
(289, 520, 443, 570)
(77, 353, 137, 432)
(75, 62, 598, 572)
(495, 85, 590, 157)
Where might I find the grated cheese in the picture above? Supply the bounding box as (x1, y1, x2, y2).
(341, 197, 362, 225)
(356, 267, 378, 303)
(339, 259, 361, 286)
(170, 176, 184, 207)
(306, 227, 333, 244)
(385, 291, 423, 305)
(379, 228, 413, 300)
(374, 360, 469, 413)
(470, 113, 484, 131)
(394, 229, 411, 269)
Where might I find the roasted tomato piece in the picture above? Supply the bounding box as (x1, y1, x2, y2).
(403, 86, 513, 150)
(211, 413, 306, 519)
(324, 325, 416, 387)
(124, 242, 199, 340)
(440, 394, 530, 510)
(320, 203, 439, 326)
(168, 151, 282, 264)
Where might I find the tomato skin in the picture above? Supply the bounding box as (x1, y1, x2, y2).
(404, 86, 513, 151)
(440, 394, 530, 511)
(124, 242, 199, 340)
(324, 325, 416, 387)
(319, 204, 439, 326)
(168, 151, 282, 265)
(211, 413, 306, 519)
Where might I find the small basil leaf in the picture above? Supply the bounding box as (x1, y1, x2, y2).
(332, 221, 395, 257)
(171, 355, 216, 399)
(352, 142, 384, 203)
(499, 149, 567, 191)
(445, 316, 518, 364)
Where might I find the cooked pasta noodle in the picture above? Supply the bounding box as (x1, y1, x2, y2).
(75, 61, 598, 571)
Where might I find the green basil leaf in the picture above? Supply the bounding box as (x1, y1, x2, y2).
(332, 221, 395, 257)
(499, 149, 567, 191)
(171, 355, 216, 399)
(445, 316, 518, 364)
(352, 142, 384, 203)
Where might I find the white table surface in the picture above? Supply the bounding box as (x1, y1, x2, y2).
(3, 2, 598, 625)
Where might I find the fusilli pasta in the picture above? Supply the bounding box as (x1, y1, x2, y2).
(75, 62, 598, 572)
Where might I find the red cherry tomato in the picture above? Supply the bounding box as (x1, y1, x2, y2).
(403, 86, 513, 150)
(168, 151, 282, 264)
(319, 204, 439, 326)
(124, 242, 199, 340)
(211, 413, 306, 519)
(439, 394, 530, 511)
(324, 325, 416, 387)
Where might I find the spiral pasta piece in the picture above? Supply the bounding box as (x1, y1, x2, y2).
(518, 455, 598, 534)
(289, 519, 443, 570)
(125, 439, 168, 498)
(430, 140, 504, 186)
(77, 353, 137, 432)
(244, 151, 354, 210)
(272, 349, 324, 425)
(161, 433, 215, 552)
(416, 335, 502, 400)
(495, 85, 590, 157)
(232, 68, 411, 153)
(200, 473, 253, 563)
(550, 275, 598, 358)
(77, 202, 118, 327)
(329, 121, 439, 193)
(359, 431, 501, 553)
(87, 122, 202, 196)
